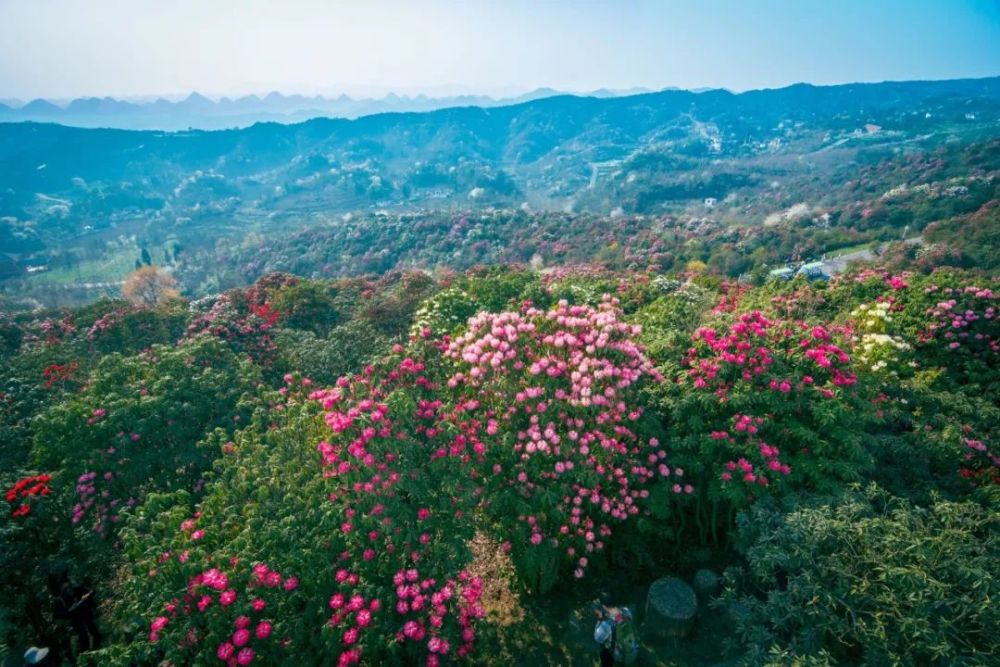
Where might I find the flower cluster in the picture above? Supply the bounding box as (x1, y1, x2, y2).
(959, 437, 1000, 487)
(185, 292, 281, 364)
(324, 566, 484, 667)
(5, 474, 51, 518)
(146, 557, 298, 666)
(685, 311, 857, 400)
(444, 297, 673, 583)
(855, 333, 912, 376)
(851, 299, 896, 334)
(920, 285, 997, 356)
(72, 470, 132, 534)
(42, 361, 79, 389)
(87, 308, 128, 340)
(716, 414, 791, 488)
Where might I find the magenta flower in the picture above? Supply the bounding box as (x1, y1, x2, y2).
(232, 628, 250, 647)
(217, 642, 235, 661)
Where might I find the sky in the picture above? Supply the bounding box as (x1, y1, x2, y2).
(0, 0, 997, 100)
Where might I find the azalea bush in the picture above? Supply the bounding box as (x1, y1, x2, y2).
(442, 297, 676, 589)
(100, 368, 486, 666)
(652, 309, 872, 545)
(914, 282, 997, 390)
(33, 335, 258, 546)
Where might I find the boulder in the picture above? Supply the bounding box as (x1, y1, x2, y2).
(645, 576, 697, 638)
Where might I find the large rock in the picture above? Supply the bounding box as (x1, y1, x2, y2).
(645, 576, 697, 638)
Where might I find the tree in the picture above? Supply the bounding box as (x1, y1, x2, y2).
(122, 266, 179, 307)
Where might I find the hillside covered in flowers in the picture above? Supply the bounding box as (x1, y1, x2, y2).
(1, 257, 998, 666)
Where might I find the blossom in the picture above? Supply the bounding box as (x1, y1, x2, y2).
(217, 642, 235, 661)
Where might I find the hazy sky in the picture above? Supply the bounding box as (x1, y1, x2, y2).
(0, 0, 997, 100)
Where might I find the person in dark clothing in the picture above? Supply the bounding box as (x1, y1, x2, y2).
(50, 572, 101, 656)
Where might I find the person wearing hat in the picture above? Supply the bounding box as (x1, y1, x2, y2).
(593, 603, 617, 667)
(22, 646, 52, 666)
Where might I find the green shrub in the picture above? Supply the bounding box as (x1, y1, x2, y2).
(721, 485, 1000, 666)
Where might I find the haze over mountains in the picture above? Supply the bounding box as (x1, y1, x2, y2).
(0, 87, 655, 131)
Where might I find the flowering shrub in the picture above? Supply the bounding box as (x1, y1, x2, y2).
(653, 309, 871, 544)
(5, 473, 51, 518)
(409, 287, 478, 336)
(443, 297, 673, 588)
(916, 283, 997, 388)
(85, 304, 188, 355)
(101, 365, 486, 666)
(186, 292, 283, 366)
(308, 354, 489, 663)
(33, 336, 257, 545)
(42, 361, 79, 389)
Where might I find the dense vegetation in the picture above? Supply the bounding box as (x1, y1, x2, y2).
(2, 249, 997, 665)
(1, 75, 998, 666)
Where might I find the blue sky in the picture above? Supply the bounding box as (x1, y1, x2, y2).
(0, 0, 997, 99)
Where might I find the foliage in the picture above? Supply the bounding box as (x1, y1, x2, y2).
(0, 260, 998, 665)
(721, 485, 1000, 666)
(649, 307, 872, 545)
(122, 266, 180, 307)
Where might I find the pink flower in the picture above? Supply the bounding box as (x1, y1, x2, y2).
(283, 577, 299, 591)
(151, 616, 169, 632)
(255, 621, 273, 639)
(236, 647, 255, 665)
(232, 628, 250, 647)
(220, 589, 236, 606)
(234, 615, 251, 629)
(217, 642, 235, 661)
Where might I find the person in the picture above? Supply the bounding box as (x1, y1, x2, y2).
(592, 599, 640, 666)
(50, 571, 101, 656)
(22, 646, 55, 666)
(592, 602, 617, 667)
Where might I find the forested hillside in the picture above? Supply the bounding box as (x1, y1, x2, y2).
(2, 78, 999, 309)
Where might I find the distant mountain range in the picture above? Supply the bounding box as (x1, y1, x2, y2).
(0, 87, 656, 130)
(1, 76, 998, 277)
